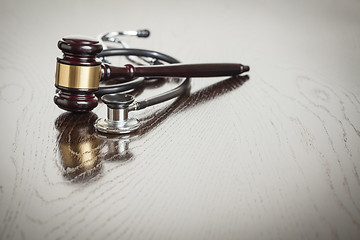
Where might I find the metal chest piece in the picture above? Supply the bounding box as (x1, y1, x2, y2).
(94, 93, 140, 134)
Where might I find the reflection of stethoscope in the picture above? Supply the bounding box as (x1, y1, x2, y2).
(55, 75, 248, 182)
(54, 29, 250, 134)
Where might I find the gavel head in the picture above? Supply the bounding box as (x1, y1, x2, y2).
(54, 37, 103, 112)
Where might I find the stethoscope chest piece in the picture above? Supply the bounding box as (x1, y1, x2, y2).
(94, 93, 140, 134)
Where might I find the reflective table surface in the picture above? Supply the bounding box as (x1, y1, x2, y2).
(0, 0, 359, 239)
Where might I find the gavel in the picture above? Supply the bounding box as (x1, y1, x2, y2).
(54, 37, 250, 112)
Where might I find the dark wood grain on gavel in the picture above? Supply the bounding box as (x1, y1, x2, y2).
(101, 63, 249, 81)
(54, 36, 249, 112)
(54, 37, 103, 112)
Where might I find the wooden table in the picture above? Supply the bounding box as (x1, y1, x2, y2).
(1, 0, 359, 239)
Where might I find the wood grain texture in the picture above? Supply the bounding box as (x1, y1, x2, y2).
(0, 0, 359, 239)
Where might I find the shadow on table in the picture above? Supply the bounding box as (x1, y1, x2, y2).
(54, 75, 249, 182)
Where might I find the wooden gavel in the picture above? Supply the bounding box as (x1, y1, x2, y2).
(54, 37, 250, 112)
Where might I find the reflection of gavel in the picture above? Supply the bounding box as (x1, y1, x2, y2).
(54, 37, 250, 112)
(55, 112, 103, 181)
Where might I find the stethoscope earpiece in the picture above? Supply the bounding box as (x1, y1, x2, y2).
(54, 29, 250, 135)
(94, 93, 141, 134)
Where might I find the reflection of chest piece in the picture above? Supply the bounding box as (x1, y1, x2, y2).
(94, 94, 141, 134)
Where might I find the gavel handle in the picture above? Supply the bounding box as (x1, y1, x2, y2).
(102, 63, 250, 81)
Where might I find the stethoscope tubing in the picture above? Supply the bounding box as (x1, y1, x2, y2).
(97, 48, 190, 111)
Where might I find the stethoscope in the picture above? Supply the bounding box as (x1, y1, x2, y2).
(54, 29, 249, 135)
